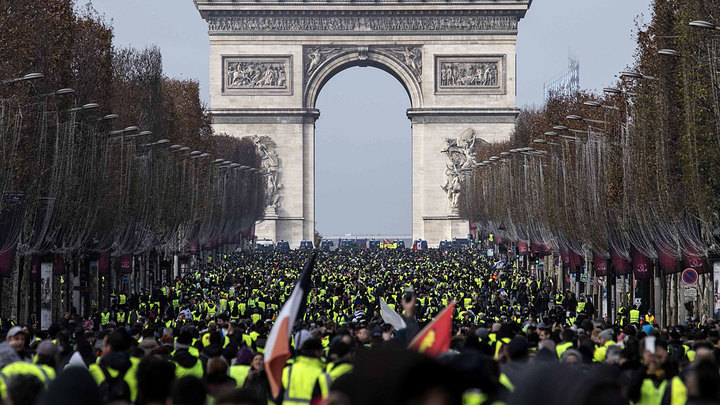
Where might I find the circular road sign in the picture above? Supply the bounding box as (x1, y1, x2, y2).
(682, 268, 698, 285)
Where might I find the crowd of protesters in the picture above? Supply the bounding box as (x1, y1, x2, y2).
(0, 248, 718, 405)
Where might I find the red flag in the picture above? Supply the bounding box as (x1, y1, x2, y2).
(408, 301, 455, 358)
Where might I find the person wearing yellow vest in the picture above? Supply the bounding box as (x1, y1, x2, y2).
(88, 329, 140, 403)
(630, 337, 687, 405)
(230, 347, 255, 387)
(100, 309, 111, 328)
(555, 329, 575, 358)
(116, 310, 126, 325)
(281, 338, 330, 404)
(0, 361, 53, 400)
(629, 306, 641, 325)
(0, 337, 58, 400)
(645, 310, 656, 326)
(206, 301, 217, 319)
(326, 340, 354, 383)
(172, 329, 205, 379)
(593, 329, 616, 362)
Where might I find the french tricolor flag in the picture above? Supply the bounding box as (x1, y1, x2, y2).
(264, 251, 318, 398)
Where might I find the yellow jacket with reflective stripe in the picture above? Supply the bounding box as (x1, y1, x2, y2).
(281, 356, 329, 404)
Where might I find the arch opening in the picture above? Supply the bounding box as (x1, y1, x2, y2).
(314, 66, 412, 238)
(304, 49, 423, 109)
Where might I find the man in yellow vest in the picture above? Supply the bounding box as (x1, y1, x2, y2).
(100, 308, 111, 328)
(88, 329, 140, 403)
(326, 340, 353, 383)
(633, 337, 687, 405)
(281, 338, 330, 404)
(116, 310, 126, 325)
(172, 329, 204, 379)
(629, 306, 641, 325)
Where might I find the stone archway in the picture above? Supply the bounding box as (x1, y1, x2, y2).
(195, 0, 532, 247)
(303, 46, 423, 109)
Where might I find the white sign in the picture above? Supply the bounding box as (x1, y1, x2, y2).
(684, 284, 698, 302)
(634, 298, 642, 307)
(40, 262, 53, 330)
(714, 262, 720, 314)
(487, 249, 494, 257)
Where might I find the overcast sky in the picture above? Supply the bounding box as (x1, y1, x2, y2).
(89, 0, 651, 237)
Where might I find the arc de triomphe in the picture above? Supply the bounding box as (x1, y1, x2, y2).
(194, 0, 531, 247)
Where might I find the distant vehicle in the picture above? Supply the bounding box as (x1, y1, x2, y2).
(320, 240, 335, 250)
(412, 240, 428, 250)
(256, 238, 274, 251)
(339, 239, 367, 249)
(393, 240, 406, 249)
(438, 240, 452, 250)
(454, 238, 471, 248)
(276, 241, 290, 251)
(299, 240, 314, 250)
(368, 240, 381, 249)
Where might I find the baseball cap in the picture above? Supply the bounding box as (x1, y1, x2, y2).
(6, 326, 25, 338)
(37, 340, 58, 357)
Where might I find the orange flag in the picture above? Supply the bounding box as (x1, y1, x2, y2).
(408, 301, 455, 357)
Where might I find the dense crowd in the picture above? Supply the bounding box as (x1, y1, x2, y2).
(0, 248, 718, 405)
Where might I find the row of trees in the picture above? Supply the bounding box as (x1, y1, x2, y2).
(464, 0, 720, 321)
(0, 0, 266, 320)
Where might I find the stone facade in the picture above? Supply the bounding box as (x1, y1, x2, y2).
(195, 0, 531, 247)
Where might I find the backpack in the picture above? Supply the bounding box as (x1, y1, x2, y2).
(97, 364, 131, 404)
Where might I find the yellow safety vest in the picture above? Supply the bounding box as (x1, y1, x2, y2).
(636, 376, 687, 405)
(630, 310, 640, 324)
(282, 356, 330, 405)
(89, 357, 140, 402)
(101, 312, 111, 325)
(556, 341, 573, 358)
(230, 364, 251, 387)
(0, 362, 54, 400)
(174, 357, 203, 379)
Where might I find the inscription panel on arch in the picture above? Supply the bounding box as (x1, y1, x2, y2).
(222, 55, 293, 95)
(434, 55, 506, 95)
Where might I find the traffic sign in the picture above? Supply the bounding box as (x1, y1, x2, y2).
(682, 268, 698, 285)
(596, 276, 605, 286)
(554, 257, 560, 266)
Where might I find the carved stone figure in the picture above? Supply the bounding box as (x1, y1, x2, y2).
(208, 15, 518, 34)
(252, 135, 283, 212)
(226, 60, 287, 89)
(439, 61, 498, 88)
(305, 47, 343, 77)
(441, 129, 478, 211)
(381, 46, 422, 80)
